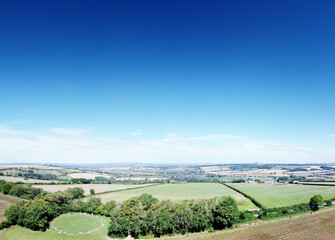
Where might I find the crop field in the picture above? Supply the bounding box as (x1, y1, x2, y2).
(0, 176, 57, 184)
(33, 183, 154, 195)
(229, 183, 335, 208)
(0, 194, 23, 222)
(88, 183, 257, 211)
(166, 207, 335, 240)
(67, 172, 112, 180)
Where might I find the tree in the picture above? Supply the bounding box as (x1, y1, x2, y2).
(5, 204, 20, 225)
(90, 189, 95, 195)
(104, 200, 116, 216)
(282, 208, 288, 214)
(309, 195, 323, 211)
(213, 196, 239, 229)
(2, 182, 14, 194)
(326, 199, 332, 207)
(65, 187, 85, 199)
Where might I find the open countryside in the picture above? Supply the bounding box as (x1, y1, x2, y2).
(2, 0, 335, 239)
(85, 183, 257, 211)
(229, 183, 335, 208)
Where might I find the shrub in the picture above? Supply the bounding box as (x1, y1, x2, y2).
(309, 195, 323, 211)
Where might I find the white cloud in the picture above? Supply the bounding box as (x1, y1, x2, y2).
(0, 126, 334, 164)
(331, 134, 335, 137)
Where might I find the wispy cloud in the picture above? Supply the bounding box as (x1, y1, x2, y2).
(50, 128, 90, 135)
(331, 134, 335, 137)
(0, 126, 333, 164)
(130, 129, 143, 136)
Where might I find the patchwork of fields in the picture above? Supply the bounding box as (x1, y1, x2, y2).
(229, 183, 335, 208)
(86, 183, 257, 211)
(32, 183, 154, 195)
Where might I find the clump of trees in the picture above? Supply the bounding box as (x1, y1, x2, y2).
(3, 187, 87, 231)
(108, 194, 240, 238)
(232, 179, 245, 183)
(0, 180, 43, 200)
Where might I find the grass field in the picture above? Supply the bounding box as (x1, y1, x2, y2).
(33, 183, 154, 195)
(87, 183, 257, 211)
(229, 183, 335, 208)
(52, 214, 103, 234)
(2, 215, 110, 240)
(0, 194, 23, 222)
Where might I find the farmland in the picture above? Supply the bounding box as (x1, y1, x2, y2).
(2, 203, 335, 240)
(0, 176, 58, 184)
(166, 207, 335, 240)
(86, 183, 257, 211)
(33, 183, 154, 195)
(229, 183, 335, 208)
(0, 194, 23, 222)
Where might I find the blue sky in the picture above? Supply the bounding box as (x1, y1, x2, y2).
(0, 0, 335, 164)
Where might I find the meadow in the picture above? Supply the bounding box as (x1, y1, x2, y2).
(86, 183, 257, 211)
(1, 215, 110, 240)
(229, 183, 335, 208)
(33, 183, 154, 195)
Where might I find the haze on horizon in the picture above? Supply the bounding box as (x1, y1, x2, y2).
(1, 0, 335, 165)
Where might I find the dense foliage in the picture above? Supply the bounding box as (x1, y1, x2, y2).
(309, 195, 323, 211)
(108, 194, 239, 238)
(0, 180, 43, 200)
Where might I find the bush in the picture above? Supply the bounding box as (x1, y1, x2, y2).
(309, 195, 323, 211)
(2, 182, 14, 194)
(326, 199, 332, 207)
(282, 208, 288, 214)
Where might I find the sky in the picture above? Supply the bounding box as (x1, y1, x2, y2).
(0, 0, 335, 164)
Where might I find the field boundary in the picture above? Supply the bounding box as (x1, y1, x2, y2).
(299, 182, 335, 187)
(85, 183, 161, 198)
(221, 183, 264, 209)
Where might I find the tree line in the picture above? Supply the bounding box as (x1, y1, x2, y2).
(108, 194, 240, 238)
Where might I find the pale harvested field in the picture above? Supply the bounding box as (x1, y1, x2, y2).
(68, 173, 112, 179)
(164, 208, 335, 240)
(0, 165, 62, 170)
(0, 176, 59, 183)
(33, 183, 154, 195)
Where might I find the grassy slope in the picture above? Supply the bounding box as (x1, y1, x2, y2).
(230, 183, 335, 208)
(88, 183, 256, 211)
(154, 207, 335, 240)
(0, 194, 24, 222)
(53, 214, 102, 234)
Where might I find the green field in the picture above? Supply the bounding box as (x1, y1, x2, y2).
(87, 183, 257, 211)
(2, 215, 110, 240)
(53, 214, 103, 234)
(229, 183, 335, 208)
